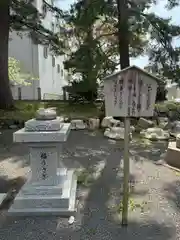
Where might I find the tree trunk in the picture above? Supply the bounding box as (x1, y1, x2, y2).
(0, 0, 14, 109)
(116, 0, 130, 69)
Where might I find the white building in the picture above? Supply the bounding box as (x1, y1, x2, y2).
(9, 0, 68, 100)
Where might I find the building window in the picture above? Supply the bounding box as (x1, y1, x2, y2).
(43, 46, 48, 59)
(42, 2, 47, 18)
(52, 56, 55, 67)
(61, 69, 64, 77)
(57, 64, 60, 73)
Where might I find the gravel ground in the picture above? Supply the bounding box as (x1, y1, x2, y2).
(0, 130, 179, 239)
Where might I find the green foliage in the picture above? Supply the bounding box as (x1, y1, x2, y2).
(139, 1, 180, 84)
(60, 0, 149, 99)
(8, 57, 38, 85)
(10, 0, 64, 54)
(0, 101, 101, 122)
(76, 169, 94, 187)
(154, 101, 180, 120)
(166, 0, 180, 9)
(156, 81, 167, 102)
(117, 198, 148, 213)
(8, 57, 21, 84)
(66, 80, 98, 102)
(61, 0, 180, 98)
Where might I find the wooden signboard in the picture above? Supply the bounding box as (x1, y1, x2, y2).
(103, 65, 159, 226)
(104, 65, 158, 117)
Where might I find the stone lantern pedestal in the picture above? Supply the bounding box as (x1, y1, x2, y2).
(8, 108, 77, 216)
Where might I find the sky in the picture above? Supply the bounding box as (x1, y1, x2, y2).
(57, 0, 180, 68)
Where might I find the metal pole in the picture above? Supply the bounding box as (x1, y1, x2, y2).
(122, 117, 130, 226)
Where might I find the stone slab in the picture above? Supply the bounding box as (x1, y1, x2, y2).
(25, 117, 64, 132)
(29, 146, 59, 183)
(35, 108, 57, 120)
(8, 169, 77, 217)
(27, 168, 67, 186)
(13, 123, 71, 143)
(164, 141, 180, 169)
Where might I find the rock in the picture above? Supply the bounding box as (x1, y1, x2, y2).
(138, 118, 154, 129)
(104, 127, 132, 140)
(109, 118, 121, 127)
(101, 116, 113, 128)
(171, 121, 180, 137)
(140, 127, 170, 140)
(154, 160, 165, 165)
(35, 108, 57, 120)
(168, 110, 179, 121)
(9, 124, 18, 129)
(64, 117, 70, 123)
(25, 117, 63, 132)
(158, 117, 170, 130)
(130, 126, 135, 132)
(71, 119, 86, 130)
(101, 116, 124, 128)
(68, 216, 75, 225)
(88, 118, 100, 130)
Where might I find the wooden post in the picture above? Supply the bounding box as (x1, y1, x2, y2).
(63, 87, 66, 101)
(37, 87, 41, 100)
(18, 87, 21, 100)
(122, 117, 130, 226)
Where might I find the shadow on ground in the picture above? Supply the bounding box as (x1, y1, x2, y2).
(130, 136, 168, 163)
(163, 180, 180, 212)
(0, 130, 176, 239)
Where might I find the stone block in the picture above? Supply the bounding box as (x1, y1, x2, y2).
(8, 169, 77, 216)
(138, 117, 154, 129)
(13, 123, 71, 143)
(71, 120, 86, 130)
(104, 127, 132, 140)
(10, 108, 77, 217)
(88, 118, 100, 130)
(140, 127, 170, 140)
(165, 142, 180, 169)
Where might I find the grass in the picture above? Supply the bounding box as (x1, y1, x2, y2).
(76, 168, 95, 187)
(116, 198, 148, 213)
(0, 100, 101, 121)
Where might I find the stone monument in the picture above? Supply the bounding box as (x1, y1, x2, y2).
(8, 108, 77, 216)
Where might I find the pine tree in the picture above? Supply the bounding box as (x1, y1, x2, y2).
(61, 0, 180, 100)
(61, 0, 148, 101)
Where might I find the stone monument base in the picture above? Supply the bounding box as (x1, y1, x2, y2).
(164, 141, 180, 169)
(8, 169, 77, 217)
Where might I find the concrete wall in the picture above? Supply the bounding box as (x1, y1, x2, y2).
(35, 0, 68, 99)
(9, 0, 68, 100)
(9, 32, 39, 77)
(11, 80, 40, 100)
